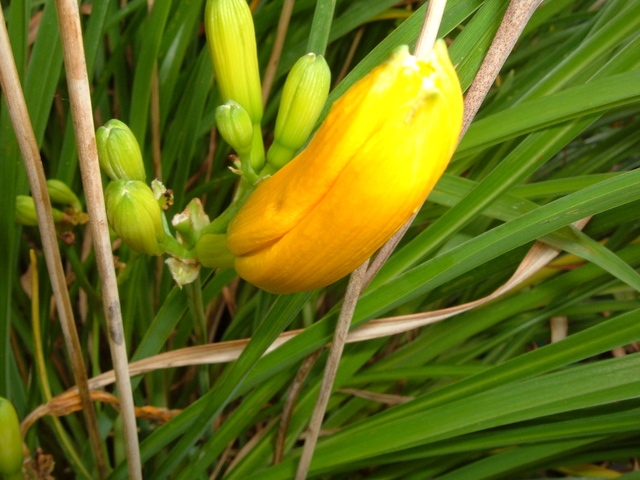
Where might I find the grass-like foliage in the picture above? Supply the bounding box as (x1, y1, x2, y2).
(1, 0, 640, 479)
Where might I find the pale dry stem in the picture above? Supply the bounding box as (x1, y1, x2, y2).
(295, 260, 369, 480)
(0, 7, 108, 478)
(52, 0, 142, 477)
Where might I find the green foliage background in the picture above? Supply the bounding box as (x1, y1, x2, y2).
(1, 0, 640, 478)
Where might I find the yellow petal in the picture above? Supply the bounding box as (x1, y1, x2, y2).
(227, 43, 463, 294)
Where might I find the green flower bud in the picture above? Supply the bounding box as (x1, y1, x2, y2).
(267, 53, 331, 169)
(195, 234, 235, 268)
(205, 0, 263, 125)
(46, 179, 82, 212)
(15, 195, 62, 226)
(96, 119, 146, 182)
(105, 180, 166, 256)
(0, 397, 23, 479)
(205, 0, 265, 170)
(216, 101, 254, 158)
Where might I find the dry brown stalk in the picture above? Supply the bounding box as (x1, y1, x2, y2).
(0, 6, 108, 478)
(52, 0, 142, 477)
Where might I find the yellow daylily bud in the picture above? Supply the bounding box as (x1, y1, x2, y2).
(267, 53, 331, 169)
(205, 0, 265, 170)
(195, 234, 235, 268)
(226, 41, 463, 294)
(0, 397, 23, 479)
(205, 0, 262, 124)
(46, 179, 82, 212)
(96, 119, 146, 182)
(15, 195, 63, 226)
(105, 180, 166, 256)
(216, 101, 254, 158)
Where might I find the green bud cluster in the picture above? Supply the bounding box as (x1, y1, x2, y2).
(0, 397, 23, 480)
(205, 0, 265, 171)
(268, 53, 331, 169)
(105, 180, 166, 256)
(96, 119, 146, 182)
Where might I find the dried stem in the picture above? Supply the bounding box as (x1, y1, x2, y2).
(414, 0, 447, 60)
(52, 0, 142, 478)
(30, 252, 94, 480)
(0, 7, 108, 478)
(274, 350, 322, 465)
(334, 26, 364, 87)
(148, 0, 162, 180)
(295, 260, 369, 480)
(262, 0, 296, 106)
(150, 64, 163, 180)
(366, 0, 543, 286)
(460, 0, 544, 138)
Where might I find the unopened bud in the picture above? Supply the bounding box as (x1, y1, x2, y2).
(0, 397, 23, 479)
(205, 0, 265, 170)
(267, 53, 331, 169)
(205, 0, 262, 125)
(105, 180, 166, 256)
(96, 119, 146, 182)
(216, 101, 254, 158)
(46, 179, 82, 212)
(15, 195, 62, 226)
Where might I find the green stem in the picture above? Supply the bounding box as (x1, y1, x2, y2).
(185, 275, 210, 390)
(306, 0, 337, 55)
(200, 160, 278, 236)
(29, 251, 95, 480)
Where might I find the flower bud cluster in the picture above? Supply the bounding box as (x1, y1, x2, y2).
(97, 119, 168, 257)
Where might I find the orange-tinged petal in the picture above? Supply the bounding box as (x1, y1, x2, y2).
(227, 43, 463, 294)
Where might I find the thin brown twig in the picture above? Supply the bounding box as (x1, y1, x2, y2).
(262, 0, 296, 106)
(460, 0, 544, 139)
(274, 350, 323, 465)
(52, 0, 142, 478)
(333, 26, 364, 87)
(209, 440, 235, 480)
(295, 260, 369, 480)
(150, 64, 163, 180)
(0, 7, 109, 478)
(148, 0, 162, 180)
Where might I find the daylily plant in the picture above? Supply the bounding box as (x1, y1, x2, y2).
(94, 0, 463, 294)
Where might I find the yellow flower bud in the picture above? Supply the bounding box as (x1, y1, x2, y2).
(96, 119, 146, 182)
(46, 179, 82, 212)
(216, 101, 254, 158)
(105, 180, 166, 256)
(205, 0, 262, 124)
(226, 41, 463, 294)
(0, 397, 23, 479)
(267, 53, 331, 169)
(15, 195, 63, 226)
(205, 0, 265, 170)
